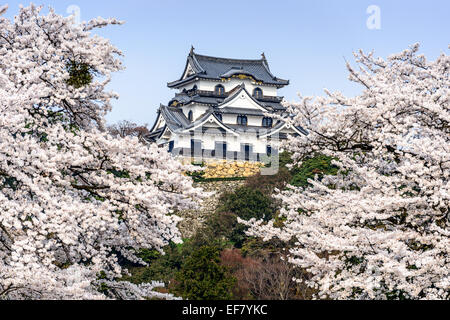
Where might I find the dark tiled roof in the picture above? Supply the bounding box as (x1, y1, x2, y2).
(260, 101, 286, 111)
(169, 87, 286, 112)
(295, 126, 309, 135)
(170, 93, 224, 106)
(159, 105, 190, 131)
(145, 127, 165, 142)
(154, 104, 308, 136)
(168, 50, 289, 88)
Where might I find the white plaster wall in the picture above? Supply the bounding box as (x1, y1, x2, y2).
(226, 136, 240, 152)
(221, 113, 265, 127)
(221, 93, 258, 110)
(247, 115, 263, 127)
(222, 113, 237, 124)
(181, 104, 209, 121)
(174, 134, 190, 149)
(172, 131, 271, 155)
(253, 137, 269, 153)
(201, 134, 215, 150)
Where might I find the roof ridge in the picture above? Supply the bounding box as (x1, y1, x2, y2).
(168, 49, 289, 88)
(193, 52, 264, 64)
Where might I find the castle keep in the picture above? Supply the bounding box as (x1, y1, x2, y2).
(148, 47, 306, 162)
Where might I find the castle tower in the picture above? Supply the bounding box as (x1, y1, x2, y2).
(147, 48, 306, 162)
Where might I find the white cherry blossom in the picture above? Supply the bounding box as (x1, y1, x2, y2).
(0, 5, 201, 300)
(243, 43, 449, 300)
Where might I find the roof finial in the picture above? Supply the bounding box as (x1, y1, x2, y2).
(190, 45, 195, 55)
(261, 52, 267, 61)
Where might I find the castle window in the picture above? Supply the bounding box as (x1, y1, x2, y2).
(266, 145, 272, 156)
(241, 144, 252, 161)
(253, 87, 263, 99)
(215, 84, 225, 96)
(237, 115, 248, 126)
(190, 139, 202, 157)
(262, 117, 273, 127)
(168, 141, 174, 153)
(188, 110, 193, 121)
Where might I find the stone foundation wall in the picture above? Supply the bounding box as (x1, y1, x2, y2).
(179, 158, 263, 179)
(203, 160, 263, 178)
(176, 180, 246, 238)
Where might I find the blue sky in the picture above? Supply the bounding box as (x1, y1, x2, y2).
(3, 0, 449, 126)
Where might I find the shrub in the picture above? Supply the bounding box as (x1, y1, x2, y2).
(122, 242, 186, 287)
(245, 166, 292, 194)
(220, 248, 314, 300)
(240, 237, 289, 258)
(174, 246, 236, 300)
(217, 186, 275, 222)
(219, 249, 256, 299)
(278, 151, 295, 169)
(290, 154, 339, 187)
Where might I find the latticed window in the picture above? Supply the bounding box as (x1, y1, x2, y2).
(253, 87, 263, 99)
(262, 117, 273, 127)
(237, 115, 248, 126)
(215, 85, 225, 95)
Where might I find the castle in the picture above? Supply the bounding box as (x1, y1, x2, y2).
(147, 47, 306, 162)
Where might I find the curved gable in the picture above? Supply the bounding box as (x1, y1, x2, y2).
(259, 122, 307, 138)
(217, 85, 271, 112)
(183, 112, 239, 136)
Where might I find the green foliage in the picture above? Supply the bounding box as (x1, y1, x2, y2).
(290, 154, 339, 188)
(187, 171, 247, 183)
(137, 248, 162, 264)
(174, 245, 236, 300)
(273, 211, 287, 228)
(194, 211, 247, 249)
(262, 151, 293, 169)
(0, 175, 19, 191)
(375, 283, 411, 300)
(122, 242, 186, 286)
(385, 289, 410, 300)
(121, 151, 336, 301)
(218, 186, 275, 222)
(278, 151, 295, 169)
(66, 60, 93, 88)
(191, 161, 206, 167)
(107, 169, 130, 179)
(344, 255, 365, 270)
(245, 166, 291, 194)
(185, 170, 205, 181)
(198, 177, 247, 182)
(240, 237, 292, 258)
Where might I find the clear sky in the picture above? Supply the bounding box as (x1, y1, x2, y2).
(3, 0, 449, 126)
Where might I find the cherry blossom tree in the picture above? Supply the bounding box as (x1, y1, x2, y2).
(243, 44, 449, 299)
(0, 4, 201, 299)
